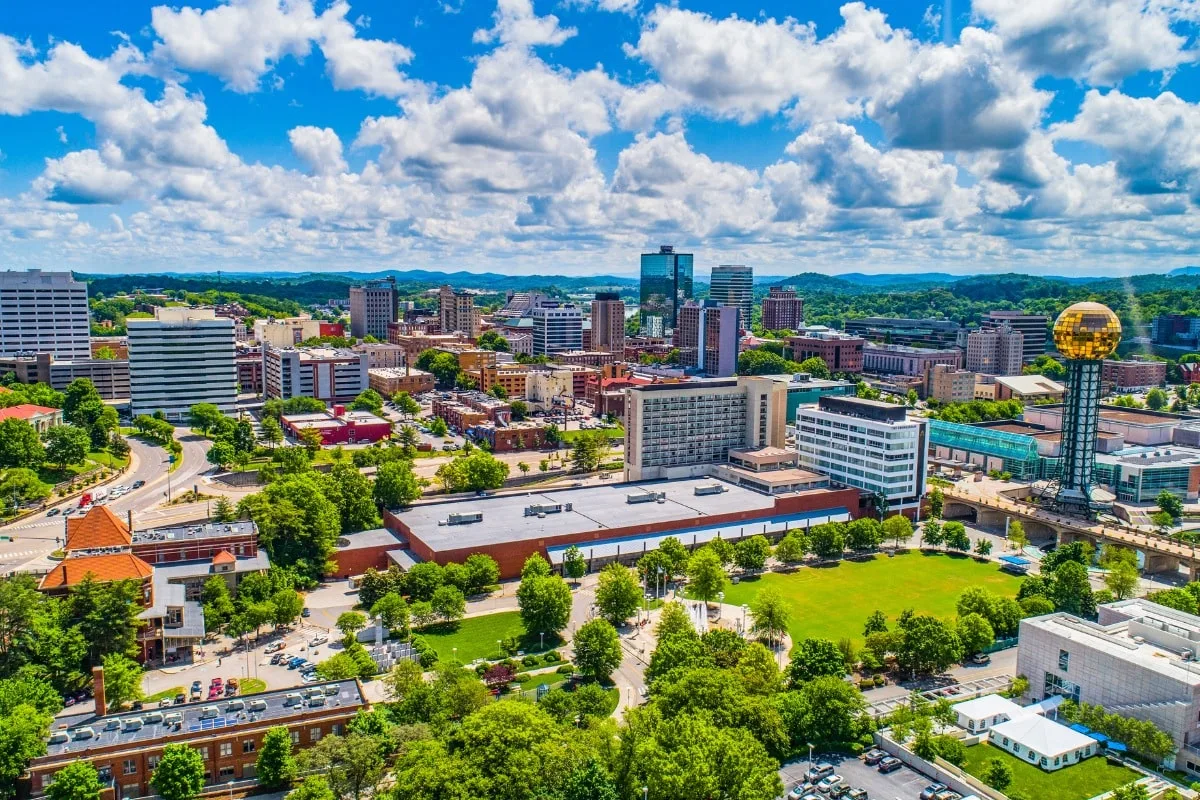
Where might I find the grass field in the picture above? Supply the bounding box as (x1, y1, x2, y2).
(960, 743, 1139, 800)
(417, 611, 528, 663)
(239, 678, 267, 695)
(699, 551, 1023, 647)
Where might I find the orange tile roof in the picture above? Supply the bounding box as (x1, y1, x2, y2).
(212, 550, 236, 564)
(0, 404, 60, 421)
(38, 553, 153, 590)
(65, 506, 132, 552)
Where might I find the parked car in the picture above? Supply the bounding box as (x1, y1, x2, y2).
(270, 653, 286, 665)
(920, 784, 947, 800)
(265, 641, 285, 653)
(174, 694, 186, 705)
(877, 757, 902, 774)
(806, 764, 835, 783)
(970, 653, 991, 664)
(816, 775, 844, 794)
(309, 635, 328, 647)
(846, 790, 868, 800)
(301, 608, 311, 618)
(862, 749, 886, 766)
(932, 793, 961, 800)
(46, 508, 60, 517)
(287, 657, 306, 669)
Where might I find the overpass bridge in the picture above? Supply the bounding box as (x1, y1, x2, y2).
(940, 485, 1200, 579)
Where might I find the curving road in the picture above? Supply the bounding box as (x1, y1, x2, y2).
(0, 428, 213, 574)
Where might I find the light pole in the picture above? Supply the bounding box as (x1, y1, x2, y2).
(539, 631, 544, 651)
(452, 647, 457, 664)
(717, 591, 724, 620)
(741, 604, 748, 638)
(496, 639, 502, 660)
(642, 787, 648, 800)
(807, 742, 814, 772)
(228, 779, 235, 800)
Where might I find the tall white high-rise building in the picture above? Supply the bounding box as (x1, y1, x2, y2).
(796, 396, 927, 512)
(531, 303, 582, 356)
(128, 308, 237, 420)
(966, 324, 1024, 376)
(0, 270, 90, 359)
(709, 265, 753, 331)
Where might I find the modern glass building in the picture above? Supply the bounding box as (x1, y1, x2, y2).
(639, 245, 693, 337)
(928, 419, 1056, 480)
(709, 265, 753, 331)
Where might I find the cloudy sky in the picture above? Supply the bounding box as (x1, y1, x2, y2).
(1, 0, 1199, 277)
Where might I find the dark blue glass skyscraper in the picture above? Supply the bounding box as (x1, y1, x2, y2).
(639, 245, 693, 337)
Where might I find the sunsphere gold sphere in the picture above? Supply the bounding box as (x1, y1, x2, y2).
(1053, 301, 1122, 360)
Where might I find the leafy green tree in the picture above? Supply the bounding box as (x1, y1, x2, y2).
(956, 613, 995, 656)
(373, 460, 421, 509)
(797, 356, 831, 379)
(238, 473, 341, 580)
(371, 593, 410, 637)
(942, 520, 970, 551)
(416, 350, 462, 387)
(1147, 388, 1169, 410)
(845, 518, 882, 551)
(1146, 587, 1198, 614)
(427, 416, 449, 437)
(1052, 561, 1097, 617)
(435, 450, 509, 492)
(405, 561, 444, 601)
(45, 760, 104, 800)
(0, 701, 53, 798)
(1106, 562, 1140, 600)
(787, 638, 846, 684)
(257, 726, 298, 790)
(982, 758, 1013, 792)
(562, 545, 587, 582)
(734, 535, 772, 573)
(517, 571, 572, 636)
(1157, 489, 1184, 522)
(189, 403, 224, 435)
(573, 619, 622, 681)
(42, 425, 90, 473)
(295, 731, 385, 800)
(974, 538, 993, 557)
(320, 463, 381, 533)
(349, 389, 384, 414)
(211, 496, 235, 522)
(70, 577, 144, 664)
(393, 392, 421, 418)
(0, 419, 45, 469)
(595, 563, 642, 626)
(749, 587, 790, 647)
(101, 653, 143, 710)
(808, 522, 845, 559)
(773, 531, 807, 563)
(883, 514, 914, 549)
(462, 553, 499, 593)
(896, 614, 962, 675)
(271, 588, 305, 627)
(0, 469, 51, 508)
(151, 744, 205, 800)
(476, 331, 511, 352)
(261, 417, 284, 449)
(921, 519, 944, 548)
(656, 602, 695, 641)
(928, 488, 944, 519)
(686, 547, 726, 605)
(336, 611, 367, 643)
(206, 440, 235, 468)
(562, 759, 618, 800)
(431, 585, 466, 624)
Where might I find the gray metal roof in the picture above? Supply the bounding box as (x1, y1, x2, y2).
(396, 477, 777, 552)
(43, 680, 365, 759)
(132, 521, 257, 544)
(336, 529, 402, 551)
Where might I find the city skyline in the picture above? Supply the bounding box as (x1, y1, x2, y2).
(0, 0, 1197, 276)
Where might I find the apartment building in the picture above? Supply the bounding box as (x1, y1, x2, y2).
(863, 343, 961, 376)
(501, 331, 533, 356)
(843, 317, 963, 350)
(708, 265, 753, 331)
(0, 269, 90, 359)
(1102, 358, 1167, 392)
(677, 301, 739, 377)
(1017, 599, 1200, 777)
(785, 330, 865, 374)
(252, 318, 342, 348)
(983, 310, 1048, 363)
(761, 286, 804, 332)
(349, 278, 398, 339)
(796, 395, 927, 512)
(263, 346, 369, 404)
(368, 367, 436, 397)
(624, 376, 787, 481)
(531, 303, 583, 356)
(438, 285, 481, 337)
(353, 342, 406, 369)
(127, 308, 237, 420)
(925, 364, 976, 404)
(28, 676, 367, 798)
(590, 292, 626, 356)
(481, 363, 532, 398)
(966, 324, 1024, 376)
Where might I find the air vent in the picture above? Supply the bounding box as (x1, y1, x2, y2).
(694, 484, 727, 496)
(627, 491, 665, 504)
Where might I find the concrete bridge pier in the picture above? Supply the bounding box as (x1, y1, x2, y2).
(1143, 552, 1183, 575)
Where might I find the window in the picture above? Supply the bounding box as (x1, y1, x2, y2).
(220, 743, 232, 757)
(218, 767, 235, 781)
(198, 747, 209, 760)
(332, 724, 343, 736)
(290, 730, 300, 744)
(1059, 649, 1070, 671)
(123, 760, 137, 776)
(148, 756, 161, 771)
(310, 728, 322, 743)
(242, 740, 255, 754)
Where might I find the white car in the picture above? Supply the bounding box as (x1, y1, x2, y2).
(816, 776, 844, 794)
(309, 635, 328, 647)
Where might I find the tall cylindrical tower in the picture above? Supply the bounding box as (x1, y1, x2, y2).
(1051, 302, 1122, 517)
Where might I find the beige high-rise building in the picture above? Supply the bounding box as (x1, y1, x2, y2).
(349, 278, 398, 339)
(924, 363, 976, 404)
(966, 324, 1024, 376)
(590, 292, 625, 356)
(624, 376, 787, 481)
(438, 285, 481, 337)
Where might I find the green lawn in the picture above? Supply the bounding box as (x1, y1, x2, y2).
(560, 425, 624, 443)
(417, 611, 528, 663)
(698, 551, 1023, 647)
(960, 743, 1139, 800)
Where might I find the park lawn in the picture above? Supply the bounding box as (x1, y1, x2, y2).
(239, 678, 267, 695)
(88, 450, 130, 470)
(144, 686, 183, 704)
(560, 425, 625, 443)
(705, 551, 1023, 648)
(417, 611, 528, 663)
(960, 743, 1139, 800)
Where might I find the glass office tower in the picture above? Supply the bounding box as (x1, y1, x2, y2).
(639, 245, 694, 337)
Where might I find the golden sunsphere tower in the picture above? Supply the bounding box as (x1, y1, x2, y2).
(1051, 302, 1122, 517)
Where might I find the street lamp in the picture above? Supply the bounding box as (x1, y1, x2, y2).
(741, 604, 748, 638)
(228, 779, 235, 800)
(642, 787, 648, 800)
(717, 591, 724, 620)
(807, 742, 814, 771)
(496, 639, 502, 660)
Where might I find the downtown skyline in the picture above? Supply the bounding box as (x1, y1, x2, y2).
(0, 0, 1199, 277)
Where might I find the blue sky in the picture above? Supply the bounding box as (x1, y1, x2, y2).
(1, 0, 1199, 278)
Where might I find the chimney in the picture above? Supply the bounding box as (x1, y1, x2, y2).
(92, 666, 106, 716)
(127, 509, 133, 534)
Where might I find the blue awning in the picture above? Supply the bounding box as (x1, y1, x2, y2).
(1069, 723, 1091, 734)
(1106, 741, 1127, 752)
(1000, 555, 1032, 566)
(1090, 733, 1110, 744)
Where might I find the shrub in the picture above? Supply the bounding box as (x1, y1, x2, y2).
(475, 664, 488, 677)
(544, 651, 561, 663)
(873, 675, 886, 687)
(556, 664, 575, 675)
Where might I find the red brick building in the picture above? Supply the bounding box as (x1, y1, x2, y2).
(327, 529, 405, 579)
(466, 424, 550, 452)
(280, 407, 392, 445)
(1101, 358, 1167, 392)
(785, 331, 865, 374)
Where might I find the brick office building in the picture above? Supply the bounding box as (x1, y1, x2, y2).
(27, 674, 368, 799)
(785, 331, 865, 374)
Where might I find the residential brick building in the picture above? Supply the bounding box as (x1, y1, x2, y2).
(785, 330, 864, 374)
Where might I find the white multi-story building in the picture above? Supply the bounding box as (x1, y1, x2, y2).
(708, 265, 753, 332)
(624, 376, 787, 481)
(531, 303, 583, 356)
(796, 396, 926, 511)
(263, 346, 369, 404)
(0, 269, 90, 359)
(127, 308, 237, 420)
(966, 324, 1024, 376)
(1017, 599, 1200, 777)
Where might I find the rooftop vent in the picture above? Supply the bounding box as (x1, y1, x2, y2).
(694, 484, 727, 496)
(626, 491, 665, 505)
(441, 512, 483, 526)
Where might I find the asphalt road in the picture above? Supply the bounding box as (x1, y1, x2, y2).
(0, 428, 212, 573)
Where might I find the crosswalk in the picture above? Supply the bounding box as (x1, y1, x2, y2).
(0, 548, 53, 563)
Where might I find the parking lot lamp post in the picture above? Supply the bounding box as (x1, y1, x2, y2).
(642, 787, 648, 800)
(807, 743, 814, 771)
(540, 631, 544, 651)
(741, 604, 748, 637)
(228, 779, 235, 800)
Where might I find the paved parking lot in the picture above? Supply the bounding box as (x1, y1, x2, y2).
(779, 753, 933, 799)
